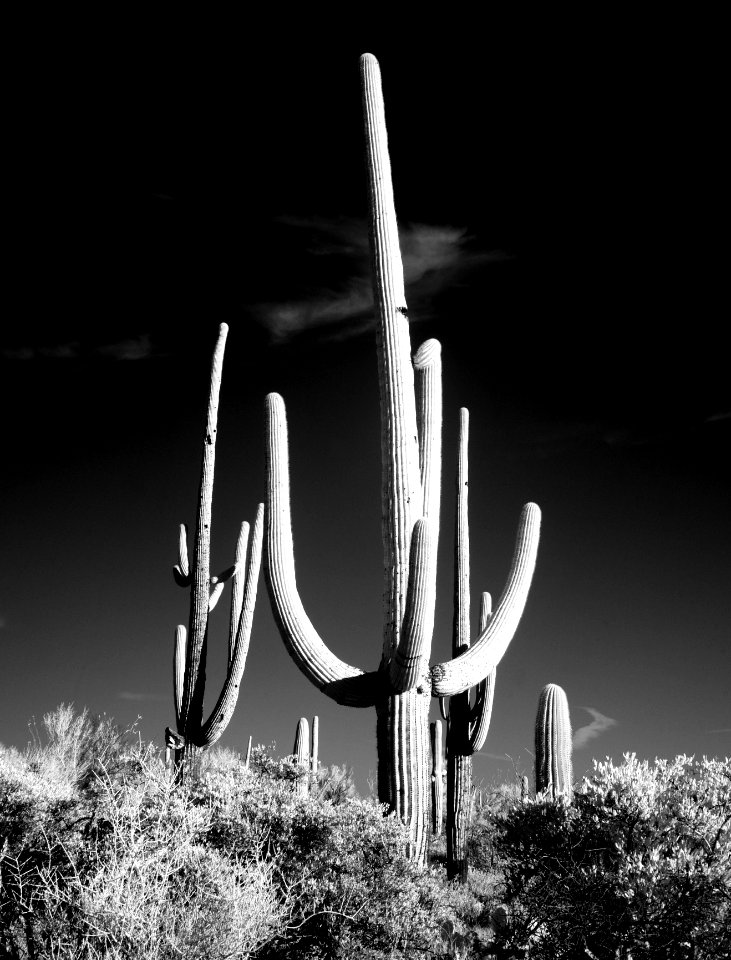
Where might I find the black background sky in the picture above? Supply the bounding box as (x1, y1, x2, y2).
(2, 19, 728, 788)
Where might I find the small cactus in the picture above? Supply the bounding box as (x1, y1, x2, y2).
(520, 774, 530, 802)
(294, 716, 311, 797)
(534, 683, 573, 799)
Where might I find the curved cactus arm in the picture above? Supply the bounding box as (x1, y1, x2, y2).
(199, 504, 264, 748)
(439, 697, 450, 723)
(388, 519, 436, 693)
(181, 322, 228, 730)
(174, 625, 186, 731)
(265, 392, 380, 706)
(468, 592, 494, 752)
(431, 502, 541, 697)
(173, 524, 192, 587)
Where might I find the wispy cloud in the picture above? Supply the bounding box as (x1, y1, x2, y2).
(117, 691, 167, 703)
(707, 728, 731, 734)
(2, 334, 158, 361)
(573, 707, 618, 750)
(253, 215, 510, 343)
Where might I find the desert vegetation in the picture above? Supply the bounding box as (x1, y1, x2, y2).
(1, 705, 729, 958)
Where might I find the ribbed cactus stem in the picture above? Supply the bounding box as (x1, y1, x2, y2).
(521, 774, 530, 802)
(447, 409, 472, 881)
(294, 716, 310, 797)
(173, 625, 186, 731)
(535, 683, 573, 800)
(311, 715, 319, 774)
(430, 719, 444, 836)
(182, 323, 228, 733)
(468, 593, 495, 753)
(169, 326, 262, 770)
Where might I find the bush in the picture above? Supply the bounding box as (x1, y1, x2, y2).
(486, 753, 731, 959)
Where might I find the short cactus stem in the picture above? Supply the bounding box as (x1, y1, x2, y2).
(245, 734, 253, 770)
(294, 716, 311, 797)
(534, 683, 573, 800)
(521, 774, 530, 802)
(311, 715, 319, 775)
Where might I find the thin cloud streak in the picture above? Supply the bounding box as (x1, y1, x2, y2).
(1, 334, 157, 361)
(573, 707, 618, 750)
(117, 691, 168, 703)
(253, 215, 510, 343)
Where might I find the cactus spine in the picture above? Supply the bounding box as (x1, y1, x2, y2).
(264, 54, 541, 865)
(534, 683, 573, 799)
(430, 719, 444, 836)
(168, 324, 264, 772)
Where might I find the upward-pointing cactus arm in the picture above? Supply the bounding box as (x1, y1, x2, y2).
(388, 519, 436, 692)
(265, 392, 382, 707)
(199, 503, 264, 747)
(228, 521, 250, 667)
(174, 625, 186, 730)
(431, 502, 541, 696)
(468, 592, 495, 753)
(414, 339, 442, 530)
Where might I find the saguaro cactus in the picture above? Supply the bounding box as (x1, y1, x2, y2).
(168, 324, 264, 771)
(264, 54, 541, 864)
(311, 714, 319, 775)
(430, 720, 444, 836)
(443, 410, 498, 880)
(534, 683, 573, 799)
(294, 716, 310, 796)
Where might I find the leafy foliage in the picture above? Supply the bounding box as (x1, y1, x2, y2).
(486, 753, 731, 959)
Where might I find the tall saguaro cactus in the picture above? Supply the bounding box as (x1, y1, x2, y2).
(168, 324, 264, 771)
(264, 54, 541, 864)
(534, 683, 573, 799)
(443, 411, 498, 880)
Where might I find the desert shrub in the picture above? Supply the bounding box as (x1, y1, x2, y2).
(485, 753, 731, 959)
(1, 725, 284, 959)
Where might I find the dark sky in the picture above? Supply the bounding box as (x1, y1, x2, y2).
(2, 22, 728, 789)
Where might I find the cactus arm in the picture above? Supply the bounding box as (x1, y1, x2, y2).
(468, 592, 495, 753)
(431, 502, 541, 696)
(228, 521, 250, 667)
(414, 338, 442, 530)
(173, 524, 192, 587)
(453, 408, 470, 654)
(174, 625, 186, 731)
(180, 322, 228, 733)
(361, 52, 423, 664)
(430, 719, 444, 835)
(388, 519, 436, 693)
(265, 392, 381, 707)
(198, 503, 264, 748)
